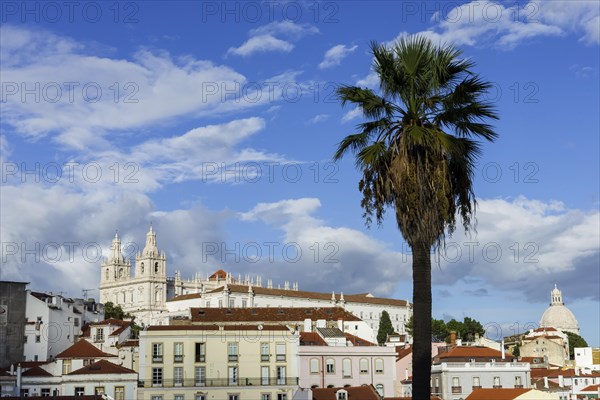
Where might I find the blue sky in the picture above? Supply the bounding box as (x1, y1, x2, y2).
(1, 1, 599, 346)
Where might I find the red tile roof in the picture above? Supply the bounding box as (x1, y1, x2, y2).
(68, 359, 135, 375)
(55, 340, 117, 359)
(21, 366, 53, 377)
(396, 345, 413, 360)
(209, 269, 227, 280)
(466, 388, 532, 400)
(209, 284, 410, 307)
(581, 384, 600, 392)
(437, 346, 512, 360)
(166, 293, 202, 302)
(147, 324, 289, 332)
(312, 385, 381, 400)
(300, 332, 327, 346)
(190, 307, 361, 323)
(344, 333, 376, 346)
(531, 368, 600, 378)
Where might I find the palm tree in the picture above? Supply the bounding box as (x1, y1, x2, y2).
(333, 36, 498, 399)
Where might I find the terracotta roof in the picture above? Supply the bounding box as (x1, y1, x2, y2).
(383, 397, 441, 400)
(344, 333, 376, 346)
(166, 292, 202, 302)
(209, 284, 410, 307)
(21, 366, 53, 377)
(146, 324, 289, 332)
(300, 332, 327, 346)
(13, 361, 49, 368)
(109, 321, 132, 336)
(396, 345, 413, 360)
(190, 307, 361, 323)
(531, 378, 568, 390)
(534, 327, 557, 332)
(531, 368, 600, 378)
(89, 318, 130, 326)
(118, 339, 139, 348)
(466, 388, 532, 400)
(55, 340, 117, 359)
(312, 385, 381, 400)
(437, 346, 512, 360)
(209, 269, 227, 280)
(68, 359, 136, 375)
(581, 384, 600, 392)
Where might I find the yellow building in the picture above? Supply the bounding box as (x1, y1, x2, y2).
(138, 324, 299, 400)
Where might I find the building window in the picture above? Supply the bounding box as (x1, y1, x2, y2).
(261, 395, 271, 400)
(359, 358, 369, 374)
(310, 358, 319, 374)
(228, 366, 238, 386)
(493, 376, 501, 388)
(174, 395, 184, 400)
(114, 387, 125, 400)
(35, 335, 41, 343)
(336, 390, 347, 400)
(153, 343, 163, 362)
(277, 395, 287, 400)
(95, 387, 105, 395)
(74, 318, 79, 327)
(74, 387, 85, 396)
(342, 359, 351, 378)
(195, 396, 205, 400)
(473, 376, 481, 388)
(174, 367, 183, 386)
(41, 388, 50, 397)
(62, 360, 71, 375)
(242, 300, 247, 308)
(151, 397, 162, 400)
(375, 358, 384, 373)
(229, 299, 235, 308)
(228, 342, 239, 362)
(515, 376, 522, 387)
(375, 384, 384, 397)
(276, 342, 286, 361)
(195, 366, 206, 386)
(174, 342, 184, 362)
(95, 328, 104, 342)
(276, 366, 286, 385)
(326, 359, 335, 373)
(261, 342, 270, 361)
(219, 300, 223, 308)
(262, 366, 270, 385)
(152, 368, 163, 386)
(195, 342, 206, 362)
(228, 395, 239, 400)
(155, 262, 159, 273)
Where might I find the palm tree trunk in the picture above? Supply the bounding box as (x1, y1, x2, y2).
(411, 242, 432, 399)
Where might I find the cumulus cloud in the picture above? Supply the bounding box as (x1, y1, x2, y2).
(308, 114, 329, 124)
(392, 0, 599, 50)
(341, 107, 361, 123)
(227, 21, 319, 57)
(318, 44, 358, 69)
(0, 26, 299, 150)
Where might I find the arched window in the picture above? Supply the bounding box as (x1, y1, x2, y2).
(359, 358, 369, 374)
(375, 358, 384, 373)
(375, 384, 384, 397)
(154, 262, 159, 273)
(310, 358, 319, 374)
(155, 289, 161, 303)
(105, 269, 109, 280)
(140, 262, 144, 273)
(342, 359, 351, 378)
(326, 358, 335, 373)
(118, 268, 123, 277)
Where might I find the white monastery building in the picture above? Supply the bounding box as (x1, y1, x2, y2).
(99, 227, 412, 341)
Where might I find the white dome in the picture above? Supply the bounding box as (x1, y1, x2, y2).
(539, 284, 580, 335)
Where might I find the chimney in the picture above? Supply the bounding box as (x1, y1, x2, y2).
(501, 340, 505, 359)
(337, 319, 344, 331)
(450, 331, 457, 347)
(405, 369, 409, 380)
(558, 375, 564, 387)
(544, 376, 549, 389)
(304, 319, 312, 333)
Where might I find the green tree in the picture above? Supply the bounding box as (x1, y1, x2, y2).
(334, 35, 498, 398)
(377, 310, 396, 344)
(103, 301, 128, 319)
(405, 316, 449, 341)
(564, 331, 588, 359)
(512, 344, 520, 357)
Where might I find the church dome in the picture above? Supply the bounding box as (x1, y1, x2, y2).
(539, 284, 580, 335)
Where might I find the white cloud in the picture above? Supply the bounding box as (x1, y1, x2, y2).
(0, 26, 299, 151)
(227, 21, 319, 57)
(341, 107, 361, 123)
(356, 71, 379, 88)
(226, 34, 294, 57)
(392, 0, 598, 50)
(318, 44, 358, 69)
(308, 114, 329, 124)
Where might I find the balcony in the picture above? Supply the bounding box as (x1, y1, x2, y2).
(261, 355, 270, 362)
(94, 336, 105, 343)
(472, 386, 482, 390)
(515, 385, 524, 388)
(174, 355, 183, 363)
(228, 355, 239, 362)
(152, 355, 163, 363)
(276, 355, 286, 362)
(451, 386, 462, 394)
(138, 377, 299, 388)
(195, 355, 206, 363)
